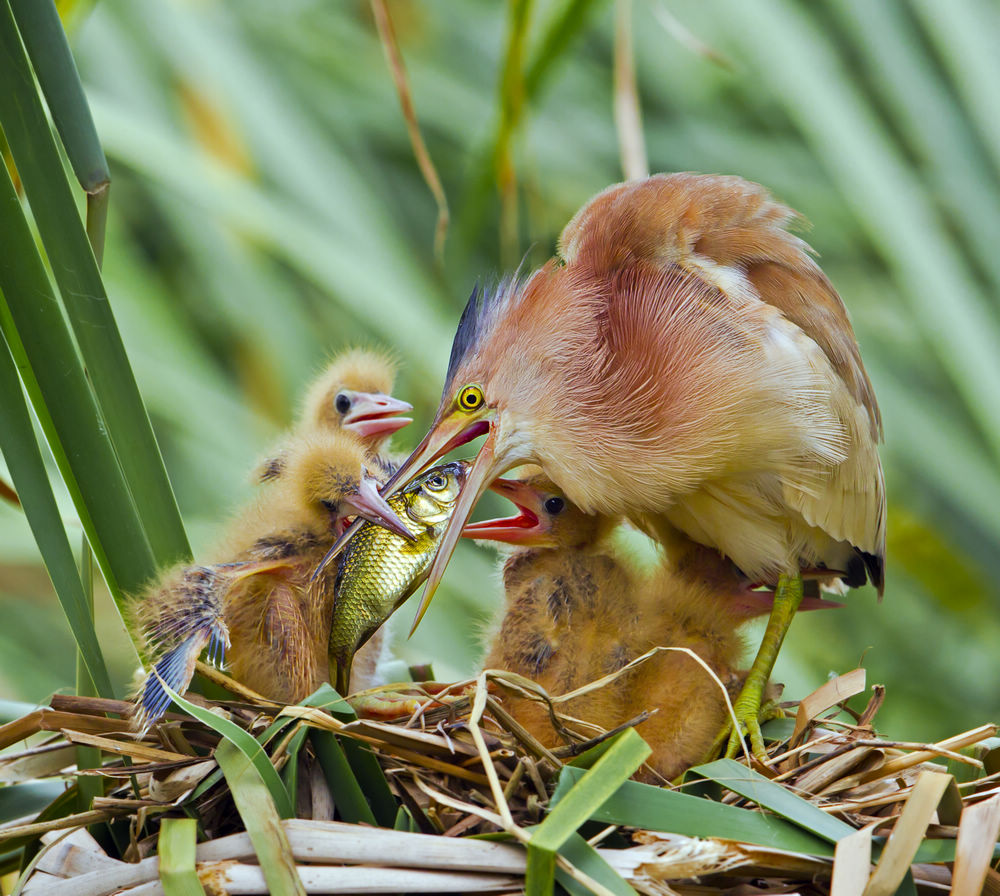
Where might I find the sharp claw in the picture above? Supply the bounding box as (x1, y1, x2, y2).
(717, 687, 773, 761)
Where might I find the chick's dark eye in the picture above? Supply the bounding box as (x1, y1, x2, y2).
(544, 497, 565, 515)
(427, 475, 446, 489)
(334, 393, 352, 415)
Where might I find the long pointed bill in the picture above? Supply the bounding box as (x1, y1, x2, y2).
(343, 392, 413, 439)
(408, 430, 503, 636)
(342, 475, 415, 540)
(311, 413, 490, 583)
(384, 416, 491, 494)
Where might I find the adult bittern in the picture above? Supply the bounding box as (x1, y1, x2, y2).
(131, 428, 410, 726)
(386, 173, 885, 757)
(467, 473, 791, 780)
(257, 348, 411, 483)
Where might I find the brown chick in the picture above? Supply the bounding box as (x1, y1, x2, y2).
(465, 474, 829, 781)
(256, 348, 411, 483)
(131, 428, 411, 728)
(463, 472, 628, 735)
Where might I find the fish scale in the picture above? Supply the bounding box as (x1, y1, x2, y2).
(329, 462, 467, 694)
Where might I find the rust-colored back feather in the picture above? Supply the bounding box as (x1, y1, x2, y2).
(559, 173, 882, 441)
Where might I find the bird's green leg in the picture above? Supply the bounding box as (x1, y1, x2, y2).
(720, 572, 804, 759)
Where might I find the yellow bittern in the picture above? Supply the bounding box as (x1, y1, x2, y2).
(374, 173, 885, 757)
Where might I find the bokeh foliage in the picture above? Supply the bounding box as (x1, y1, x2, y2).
(1, 0, 998, 740)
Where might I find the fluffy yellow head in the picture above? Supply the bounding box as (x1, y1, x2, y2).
(281, 429, 411, 539)
(301, 348, 412, 443)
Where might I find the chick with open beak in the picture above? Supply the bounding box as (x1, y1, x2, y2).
(130, 429, 412, 727)
(464, 474, 832, 780)
(257, 347, 412, 483)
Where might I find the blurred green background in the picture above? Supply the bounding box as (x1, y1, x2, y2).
(2, 0, 998, 741)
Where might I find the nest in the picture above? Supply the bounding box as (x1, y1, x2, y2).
(1, 661, 998, 896)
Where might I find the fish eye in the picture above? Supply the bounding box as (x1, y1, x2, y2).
(426, 474, 447, 490)
(334, 392, 352, 415)
(457, 384, 485, 412)
(544, 496, 565, 515)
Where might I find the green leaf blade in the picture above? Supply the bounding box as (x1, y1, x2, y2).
(552, 767, 832, 856)
(158, 818, 206, 896)
(692, 758, 856, 844)
(8, 0, 109, 194)
(0, 0, 189, 571)
(0, 321, 114, 698)
(214, 740, 305, 896)
(161, 681, 294, 819)
(528, 729, 650, 895)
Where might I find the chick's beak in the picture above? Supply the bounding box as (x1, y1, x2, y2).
(462, 478, 550, 545)
(342, 475, 414, 540)
(408, 427, 510, 635)
(342, 392, 413, 438)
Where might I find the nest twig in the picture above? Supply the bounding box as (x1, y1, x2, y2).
(1, 665, 997, 895)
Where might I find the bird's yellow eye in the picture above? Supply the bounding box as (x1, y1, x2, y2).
(457, 384, 485, 413)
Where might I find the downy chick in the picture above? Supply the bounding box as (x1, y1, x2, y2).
(465, 474, 816, 780)
(131, 429, 411, 728)
(257, 348, 411, 483)
(463, 471, 638, 751)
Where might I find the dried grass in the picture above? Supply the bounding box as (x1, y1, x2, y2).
(1, 664, 997, 895)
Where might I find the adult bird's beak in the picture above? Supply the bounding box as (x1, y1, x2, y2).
(342, 392, 413, 439)
(341, 474, 415, 541)
(383, 413, 492, 494)
(406, 426, 514, 635)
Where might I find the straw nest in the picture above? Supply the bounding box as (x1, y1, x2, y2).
(1, 659, 998, 896)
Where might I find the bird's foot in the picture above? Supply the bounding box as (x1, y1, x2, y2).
(720, 682, 768, 760)
(707, 679, 784, 762)
(714, 572, 804, 761)
(758, 696, 785, 726)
